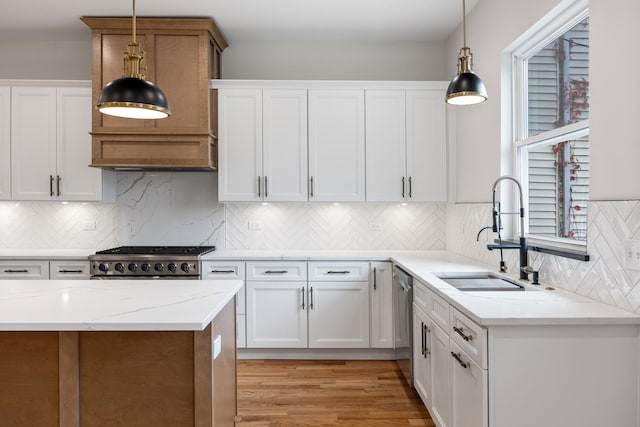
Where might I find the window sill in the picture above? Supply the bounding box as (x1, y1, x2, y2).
(494, 239, 590, 262)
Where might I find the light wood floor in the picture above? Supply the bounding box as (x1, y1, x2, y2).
(237, 360, 434, 427)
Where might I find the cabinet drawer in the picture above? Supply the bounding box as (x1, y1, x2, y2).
(308, 261, 369, 281)
(0, 261, 49, 280)
(413, 278, 429, 313)
(450, 307, 487, 369)
(426, 288, 450, 333)
(246, 261, 307, 281)
(201, 261, 245, 280)
(50, 260, 90, 279)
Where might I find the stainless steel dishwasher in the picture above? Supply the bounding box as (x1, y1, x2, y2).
(393, 265, 413, 386)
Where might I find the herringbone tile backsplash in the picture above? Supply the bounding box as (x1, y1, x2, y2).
(447, 201, 640, 314)
(225, 203, 446, 250)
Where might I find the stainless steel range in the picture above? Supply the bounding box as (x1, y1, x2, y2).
(89, 246, 216, 279)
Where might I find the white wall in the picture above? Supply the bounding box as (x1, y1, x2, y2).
(222, 40, 448, 80)
(0, 31, 91, 80)
(589, 0, 640, 200)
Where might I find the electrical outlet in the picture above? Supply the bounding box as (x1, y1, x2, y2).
(368, 222, 382, 231)
(82, 221, 96, 231)
(248, 221, 262, 230)
(624, 240, 640, 271)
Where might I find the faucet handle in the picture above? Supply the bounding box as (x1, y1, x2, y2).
(532, 271, 539, 285)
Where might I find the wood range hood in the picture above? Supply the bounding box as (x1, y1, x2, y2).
(81, 17, 227, 170)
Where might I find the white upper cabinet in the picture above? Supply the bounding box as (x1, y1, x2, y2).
(365, 90, 407, 202)
(218, 88, 308, 202)
(0, 87, 10, 200)
(366, 89, 448, 203)
(218, 88, 263, 202)
(56, 87, 103, 201)
(11, 86, 58, 201)
(406, 90, 448, 202)
(262, 90, 308, 202)
(308, 90, 365, 202)
(10, 84, 108, 201)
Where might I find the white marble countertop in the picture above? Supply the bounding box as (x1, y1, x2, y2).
(0, 279, 243, 331)
(392, 254, 640, 326)
(0, 249, 97, 260)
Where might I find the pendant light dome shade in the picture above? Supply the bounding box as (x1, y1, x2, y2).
(446, 70, 488, 106)
(96, 0, 171, 120)
(445, 0, 487, 106)
(97, 77, 170, 119)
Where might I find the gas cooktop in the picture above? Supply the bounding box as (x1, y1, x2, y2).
(95, 246, 216, 256)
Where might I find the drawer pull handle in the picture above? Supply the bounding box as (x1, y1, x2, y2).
(264, 270, 288, 274)
(451, 352, 468, 369)
(211, 269, 235, 274)
(327, 270, 350, 274)
(4, 269, 29, 273)
(453, 326, 473, 342)
(58, 269, 83, 273)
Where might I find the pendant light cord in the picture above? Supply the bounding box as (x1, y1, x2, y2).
(132, 0, 137, 45)
(462, 0, 467, 49)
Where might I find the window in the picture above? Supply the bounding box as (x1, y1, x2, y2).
(513, 6, 589, 245)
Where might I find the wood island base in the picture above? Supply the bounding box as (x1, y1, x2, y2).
(0, 299, 236, 427)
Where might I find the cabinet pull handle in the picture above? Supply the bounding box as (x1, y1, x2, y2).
(373, 267, 377, 290)
(326, 270, 349, 274)
(58, 269, 83, 273)
(423, 324, 430, 358)
(210, 269, 235, 273)
(301, 287, 305, 309)
(402, 177, 405, 198)
(309, 286, 314, 309)
(49, 175, 54, 197)
(453, 326, 473, 342)
(56, 175, 61, 197)
(309, 176, 314, 198)
(451, 352, 468, 369)
(264, 270, 288, 274)
(421, 322, 425, 356)
(409, 176, 412, 198)
(4, 269, 29, 273)
(258, 176, 262, 198)
(264, 176, 268, 198)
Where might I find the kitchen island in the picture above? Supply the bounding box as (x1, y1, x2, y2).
(0, 279, 243, 427)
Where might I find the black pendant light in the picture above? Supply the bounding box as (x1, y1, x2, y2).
(96, 0, 171, 119)
(445, 0, 488, 105)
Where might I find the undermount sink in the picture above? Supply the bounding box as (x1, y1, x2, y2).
(437, 273, 526, 291)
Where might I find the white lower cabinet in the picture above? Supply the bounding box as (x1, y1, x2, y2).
(430, 320, 451, 427)
(413, 305, 432, 407)
(308, 281, 369, 348)
(245, 261, 371, 349)
(370, 261, 393, 348)
(49, 260, 90, 279)
(0, 260, 49, 280)
(450, 340, 488, 427)
(201, 260, 247, 348)
(246, 281, 308, 348)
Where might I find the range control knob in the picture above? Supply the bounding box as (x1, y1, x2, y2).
(180, 263, 190, 273)
(168, 263, 177, 272)
(154, 263, 164, 272)
(115, 263, 125, 272)
(98, 262, 109, 272)
(141, 263, 151, 272)
(128, 263, 138, 272)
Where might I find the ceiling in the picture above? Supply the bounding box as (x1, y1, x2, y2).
(0, 0, 479, 43)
